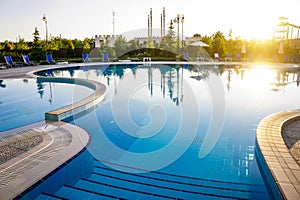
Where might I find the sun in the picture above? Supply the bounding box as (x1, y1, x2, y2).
(233, 1, 281, 41)
(239, 18, 277, 41)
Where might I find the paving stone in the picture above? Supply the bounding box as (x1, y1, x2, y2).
(257, 111, 300, 199)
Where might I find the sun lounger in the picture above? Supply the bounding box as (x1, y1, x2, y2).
(225, 53, 232, 62)
(214, 53, 219, 61)
(82, 53, 90, 62)
(46, 53, 57, 64)
(283, 54, 289, 63)
(22, 55, 37, 66)
(102, 53, 109, 62)
(183, 52, 190, 61)
(4, 56, 22, 67)
(292, 54, 298, 63)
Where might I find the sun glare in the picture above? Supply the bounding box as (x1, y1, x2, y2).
(239, 18, 276, 41)
(247, 66, 275, 89)
(233, 1, 282, 41)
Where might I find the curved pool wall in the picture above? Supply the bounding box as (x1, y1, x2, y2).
(35, 77, 106, 121)
(255, 141, 283, 200)
(9, 62, 300, 198)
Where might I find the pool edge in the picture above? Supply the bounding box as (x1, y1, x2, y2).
(256, 110, 300, 200)
(0, 121, 90, 200)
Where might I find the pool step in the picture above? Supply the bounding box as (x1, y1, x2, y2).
(35, 159, 270, 200)
(76, 178, 183, 200)
(55, 184, 124, 200)
(35, 192, 68, 200)
(92, 160, 269, 200)
(91, 165, 243, 199)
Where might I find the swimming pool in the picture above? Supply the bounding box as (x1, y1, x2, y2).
(10, 63, 300, 199)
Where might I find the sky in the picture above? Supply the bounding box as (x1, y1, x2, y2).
(0, 0, 299, 42)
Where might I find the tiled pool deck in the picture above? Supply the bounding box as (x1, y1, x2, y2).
(256, 110, 300, 200)
(0, 121, 90, 199)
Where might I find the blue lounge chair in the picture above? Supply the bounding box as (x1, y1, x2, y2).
(225, 53, 232, 62)
(183, 52, 190, 61)
(271, 54, 277, 62)
(102, 53, 109, 62)
(82, 53, 90, 62)
(283, 54, 289, 63)
(22, 55, 37, 66)
(4, 55, 22, 67)
(46, 53, 56, 64)
(292, 54, 298, 63)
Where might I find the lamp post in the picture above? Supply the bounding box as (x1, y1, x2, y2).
(42, 14, 48, 43)
(174, 14, 180, 54)
(174, 14, 185, 54)
(181, 14, 184, 53)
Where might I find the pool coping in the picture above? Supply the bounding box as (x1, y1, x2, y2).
(0, 121, 90, 200)
(256, 110, 300, 200)
(36, 77, 107, 121)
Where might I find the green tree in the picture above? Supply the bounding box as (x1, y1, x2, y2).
(212, 31, 227, 58)
(67, 40, 75, 58)
(146, 37, 155, 48)
(15, 38, 29, 54)
(127, 39, 140, 53)
(3, 40, 15, 52)
(48, 36, 61, 51)
(73, 39, 83, 48)
(193, 33, 202, 38)
(29, 27, 46, 62)
(159, 19, 176, 53)
(83, 38, 91, 52)
(114, 36, 127, 58)
(33, 27, 40, 42)
(201, 35, 213, 55)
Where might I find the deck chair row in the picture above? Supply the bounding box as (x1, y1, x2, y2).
(3, 53, 110, 68)
(4, 55, 37, 67)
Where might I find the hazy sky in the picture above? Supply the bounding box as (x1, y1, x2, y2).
(0, 0, 299, 42)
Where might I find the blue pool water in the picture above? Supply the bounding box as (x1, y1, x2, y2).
(9, 64, 300, 199)
(0, 78, 94, 131)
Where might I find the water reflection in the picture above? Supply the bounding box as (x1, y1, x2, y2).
(0, 80, 6, 88)
(270, 71, 300, 92)
(94, 64, 186, 106)
(36, 79, 53, 104)
(217, 64, 300, 93)
(36, 80, 45, 99)
(38, 64, 300, 108)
